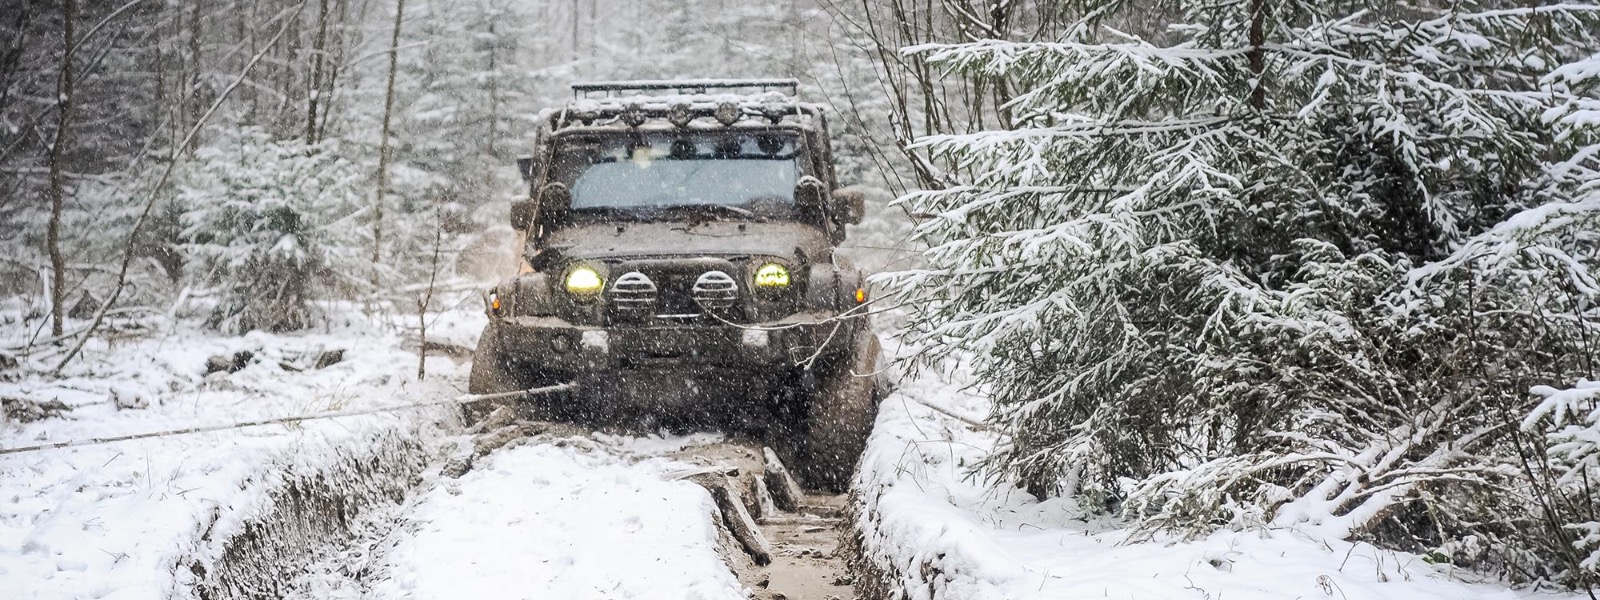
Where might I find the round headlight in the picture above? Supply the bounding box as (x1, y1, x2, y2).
(754, 263, 790, 288)
(565, 265, 604, 296)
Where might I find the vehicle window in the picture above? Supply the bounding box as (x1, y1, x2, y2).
(557, 132, 800, 216)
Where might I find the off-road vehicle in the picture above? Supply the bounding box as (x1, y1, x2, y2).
(469, 79, 883, 490)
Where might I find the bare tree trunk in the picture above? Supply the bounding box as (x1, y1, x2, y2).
(46, 0, 76, 338)
(373, 0, 405, 276)
(1247, 0, 1266, 111)
(314, 0, 350, 143)
(486, 18, 498, 160)
(184, 1, 201, 153)
(417, 208, 442, 380)
(306, 0, 330, 145)
(246, 2, 258, 119)
(279, 0, 301, 128)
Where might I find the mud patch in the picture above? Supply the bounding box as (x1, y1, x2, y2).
(668, 440, 859, 600)
(183, 410, 452, 599)
(756, 493, 855, 600)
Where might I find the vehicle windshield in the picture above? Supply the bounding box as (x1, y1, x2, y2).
(553, 131, 801, 219)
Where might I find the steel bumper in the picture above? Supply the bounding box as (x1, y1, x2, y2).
(494, 311, 852, 374)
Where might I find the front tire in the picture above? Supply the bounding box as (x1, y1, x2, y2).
(465, 323, 535, 424)
(797, 329, 883, 492)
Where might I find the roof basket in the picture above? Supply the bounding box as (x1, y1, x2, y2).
(571, 78, 799, 99)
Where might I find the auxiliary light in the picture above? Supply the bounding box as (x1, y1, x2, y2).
(565, 266, 604, 295)
(754, 263, 790, 288)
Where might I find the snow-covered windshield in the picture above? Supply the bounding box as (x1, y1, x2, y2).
(555, 132, 801, 218)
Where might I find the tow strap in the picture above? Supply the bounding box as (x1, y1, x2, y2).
(0, 383, 576, 456)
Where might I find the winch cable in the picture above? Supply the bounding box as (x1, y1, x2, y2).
(0, 382, 577, 456)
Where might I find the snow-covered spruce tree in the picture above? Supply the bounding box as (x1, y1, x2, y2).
(884, 0, 1600, 582)
(177, 128, 367, 333)
(1503, 52, 1600, 582)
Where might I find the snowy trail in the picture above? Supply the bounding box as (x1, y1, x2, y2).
(367, 436, 745, 599)
(289, 428, 856, 600)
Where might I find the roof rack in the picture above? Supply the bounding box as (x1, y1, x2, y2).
(571, 78, 799, 99)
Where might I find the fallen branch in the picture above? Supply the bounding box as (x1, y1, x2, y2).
(688, 473, 774, 566)
(906, 396, 991, 431)
(4, 306, 154, 352)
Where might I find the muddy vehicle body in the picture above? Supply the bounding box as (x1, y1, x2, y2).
(470, 79, 883, 489)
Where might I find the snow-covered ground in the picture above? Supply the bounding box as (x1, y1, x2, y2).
(0, 304, 484, 600)
(296, 432, 749, 600)
(851, 357, 1586, 600)
(7, 302, 1592, 600)
(1, 301, 765, 600)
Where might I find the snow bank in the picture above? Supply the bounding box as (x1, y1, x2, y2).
(849, 361, 1587, 600)
(365, 434, 747, 600)
(1, 309, 477, 599)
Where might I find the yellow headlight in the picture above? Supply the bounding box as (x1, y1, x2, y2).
(565, 266, 604, 295)
(754, 263, 790, 288)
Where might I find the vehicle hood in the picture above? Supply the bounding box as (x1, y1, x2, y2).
(539, 221, 832, 263)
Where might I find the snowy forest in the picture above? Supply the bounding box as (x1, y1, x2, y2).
(4, 0, 1600, 599)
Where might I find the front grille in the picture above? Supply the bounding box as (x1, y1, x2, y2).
(604, 259, 748, 323)
(610, 271, 657, 313)
(692, 270, 738, 311)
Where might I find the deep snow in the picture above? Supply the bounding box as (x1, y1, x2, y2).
(851, 354, 1590, 600)
(356, 434, 746, 600)
(0, 304, 481, 599)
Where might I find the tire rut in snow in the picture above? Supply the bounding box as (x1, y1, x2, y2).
(749, 494, 857, 599)
(663, 437, 859, 599)
(281, 418, 859, 599)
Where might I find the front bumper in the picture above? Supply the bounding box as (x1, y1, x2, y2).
(494, 310, 853, 375)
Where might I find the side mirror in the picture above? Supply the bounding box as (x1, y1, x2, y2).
(516, 156, 541, 183)
(794, 176, 827, 211)
(510, 199, 536, 231)
(537, 182, 572, 229)
(831, 188, 866, 225)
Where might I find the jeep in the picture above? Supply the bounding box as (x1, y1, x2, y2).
(469, 79, 884, 490)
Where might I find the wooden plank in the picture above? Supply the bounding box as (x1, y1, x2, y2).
(762, 447, 806, 512)
(689, 474, 772, 566)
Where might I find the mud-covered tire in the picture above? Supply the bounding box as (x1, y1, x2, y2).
(798, 330, 883, 492)
(465, 323, 535, 424)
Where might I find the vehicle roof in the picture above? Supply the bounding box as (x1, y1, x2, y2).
(535, 79, 828, 135)
(570, 78, 801, 96)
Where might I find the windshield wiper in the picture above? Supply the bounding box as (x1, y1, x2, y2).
(668, 203, 757, 221)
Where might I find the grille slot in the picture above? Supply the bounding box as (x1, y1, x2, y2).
(610, 271, 657, 312)
(692, 270, 739, 310)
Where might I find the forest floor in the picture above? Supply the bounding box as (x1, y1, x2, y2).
(0, 302, 1591, 599)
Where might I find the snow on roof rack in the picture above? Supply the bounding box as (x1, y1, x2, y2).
(571, 78, 799, 99)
